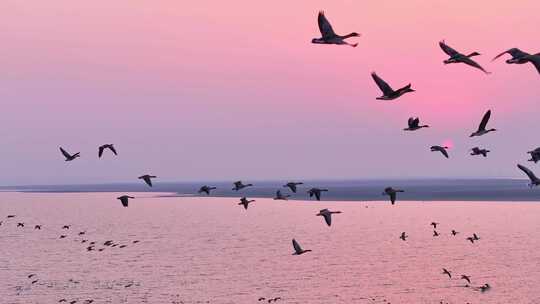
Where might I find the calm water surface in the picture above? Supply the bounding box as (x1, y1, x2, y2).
(1, 192, 539, 304)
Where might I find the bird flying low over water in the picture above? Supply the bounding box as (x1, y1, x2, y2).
(493, 48, 540, 74)
(273, 190, 290, 200)
(291, 239, 311, 255)
(311, 11, 360, 47)
(198, 185, 216, 195)
(404, 117, 429, 131)
(138, 175, 157, 187)
(439, 40, 490, 74)
(283, 182, 303, 193)
(442, 268, 452, 278)
(232, 181, 253, 191)
(98, 144, 117, 158)
(470, 147, 490, 157)
(430, 146, 449, 158)
(316, 209, 342, 226)
(59, 147, 80, 161)
(238, 197, 255, 210)
(117, 195, 134, 207)
(307, 188, 328, 201)
(461, 275, 471, 284)
(383, 187, 404, 205)
(517, 164, 540, 187)
(371, 72, 415, 100)
(470, 110, 496, 137)
(400, 232, 408, 241)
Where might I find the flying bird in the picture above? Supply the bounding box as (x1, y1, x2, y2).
(17, 222, 24, 227)
(470, 147, 490, 157)
(439, 40, 490, 74)
(198, 185, 217, 195)
(403, 117, 429, 131)
(470, 110, 496, 137)
(117, 195, 134, 207)
(308, 188, 328, 201)
(291, 239, 311, 255)
(59, 147, 80, 161)
(316, 208, 342, 226)
(34, 225, 41, 230)
(466, 236, 475, 243)
(238, 197, 255, 210)
(442, 268, 452, 278)
(493, 48, 540, 74)
(400, 232, 408, 241)
(98, 144, 117, 158)
(461, 275, 471, 284)
(479, 283, 491, 292)
(431, 222, 439, 229)
(430, 146, 449, 158)
(311, 11, 360, 47)
(451, 230, 459, 236)
(273, 190, 290, 200)
(382, 187, 404, 205)
(232, 181, 253, 191)
(433, 230, 440, 237)
(138, 175, 157, 187)
(371, 72, 415, 100)
(283, 182, 303, 193)
(517, 164, 540, 187)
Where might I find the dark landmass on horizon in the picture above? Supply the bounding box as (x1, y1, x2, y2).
(2, 179, 540, 201)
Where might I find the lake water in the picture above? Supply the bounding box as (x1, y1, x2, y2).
(1, 192, 540, 303)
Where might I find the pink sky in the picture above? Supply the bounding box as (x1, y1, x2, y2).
(0, 0, 539, 184)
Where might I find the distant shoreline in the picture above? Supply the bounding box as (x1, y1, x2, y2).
(3, 178, 540, 202)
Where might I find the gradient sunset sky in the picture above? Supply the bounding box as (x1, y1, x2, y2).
(1, 0, 539, 185)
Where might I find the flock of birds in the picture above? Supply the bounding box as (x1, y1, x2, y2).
(10, 9, 538, 304)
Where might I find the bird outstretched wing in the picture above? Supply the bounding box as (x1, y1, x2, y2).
(492, 48, 528, 61)
(59, 147, 71, 158)
(292, 239, 302, 253)
(440, 148, 449, 158)
(478, 110, 491, 131)
(109, 145, 118, 155)
(439, 40, 459, 57)
(318, 11, 336, 39)
(98, 146, 104, 158)
(518, 164, 538, 182)
(371, 72, 394, 96)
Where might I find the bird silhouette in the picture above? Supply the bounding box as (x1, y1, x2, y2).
(517, 164, 540, 187)
(316, 209, 342, 226)
(470, 147, 489, 157)
(383, 187, 404, 205)
(439, 40, 490, 74)
(442, 268, 452, 278)
(430, 146, 449, 158)
(198, 185, 217, 195)
(59, 147, 80, 161)
(404, 117, 429, 131)
(311, 11, 360, 47)
(273, 190, 290, 200)
(117, 195, 134, 207)
(232, 181, 253, 191)
(238, 197, 255, 210)
(493, 48, 540, 74)
(98, 144, 117, 158)
(283, 182, 303, 193)
(308, 188, 328, 201)
(372, 72, 415, 100)
(138, 175, 157, 187)
(292, 239, 311, 255)
(470, 110, 496, 137)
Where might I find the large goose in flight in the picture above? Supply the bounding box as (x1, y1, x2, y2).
(404, 117, 429, 131)
(232, 181, 253, 191)
(238, 197, 255, 210)
(470, 147, 489, 157)
(138, 175, 157, 187)
(439, 40, 490, 74)
(470, 110, 496, 137)
(283, 182, 303, 193)
(198, 185, 217, 195)
(517, 164, 540, 187)
(527, 148, 540, 163)
(117, 195, 134, 207)
(308, 188, 328, 201)
(316, 209, 342, 226)
(371, 72, 414, 100)
(60, 147, 80, 161)
(311, 11, 360, 47)
(98, 144, 117, 158)
(383, 187, 404, 205)
(430, 145, 449, 158)
(493, 48, 540, 74)
(274, 190, 290, 200)
(291, 239, 311, 255)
